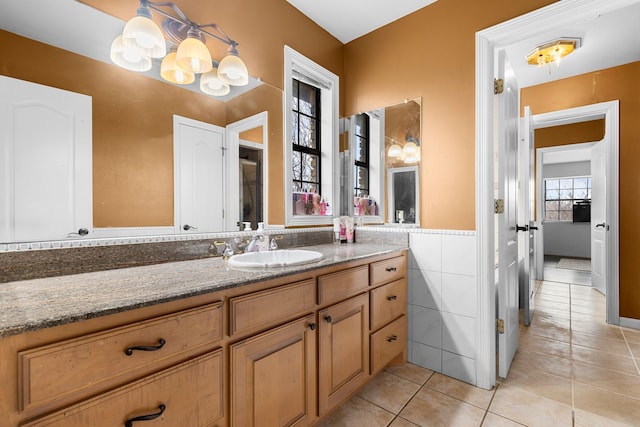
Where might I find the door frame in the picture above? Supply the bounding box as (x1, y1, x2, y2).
(531, 102, 619, 323)
(475, 0, 633, 389)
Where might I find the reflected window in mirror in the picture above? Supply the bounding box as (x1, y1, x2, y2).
(284, 46, 339, 226)
(354, 113, 370, 200)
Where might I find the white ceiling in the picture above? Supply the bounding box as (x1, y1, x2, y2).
(286, 0, 439, 44)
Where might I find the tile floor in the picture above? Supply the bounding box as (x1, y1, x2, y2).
(318, 271, 640, 426)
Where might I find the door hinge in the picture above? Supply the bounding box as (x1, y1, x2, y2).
(494, 78, 504, 94)
(497, 318, 505, 334)
(494, 199, 504, 214)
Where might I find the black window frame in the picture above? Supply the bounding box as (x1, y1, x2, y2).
(353, 113, 370, 198)
(291, 78, 322, 194)
(544, 176, 592, 222)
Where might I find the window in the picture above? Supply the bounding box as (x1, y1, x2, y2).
(353, 113, 369, 198)
(544, 176, 591, 221)
(284, 46, 339, 226)
(291, 79, 321, 194)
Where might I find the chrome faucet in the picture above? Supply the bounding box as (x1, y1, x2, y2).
(246, 233, 265, 252)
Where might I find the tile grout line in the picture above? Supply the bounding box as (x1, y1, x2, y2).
(620, 329, 640, 376)
(381, 369, 435, 427)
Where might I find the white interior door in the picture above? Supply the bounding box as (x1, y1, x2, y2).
(497, 51, 520, 378)
(0, 76, 92, 243)
(521, 106, 536, 326)
(174, 116, 225, 234)
(591, 140, 607, 295)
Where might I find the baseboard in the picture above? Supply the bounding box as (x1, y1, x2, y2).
(619, 317, 640, 330)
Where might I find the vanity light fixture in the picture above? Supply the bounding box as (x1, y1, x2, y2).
(386, 135, 420, 164)
(526, 37, 581, 71)
(111, 0, 249, 94)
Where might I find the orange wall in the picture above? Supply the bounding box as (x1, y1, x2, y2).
(534, 121, 605, 149)
(522, 62, 640, 319)
(344, 0, 556, 229)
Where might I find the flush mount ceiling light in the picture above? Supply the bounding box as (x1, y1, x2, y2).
(526, 37, 581, 71)
(111, 0, 249, 96)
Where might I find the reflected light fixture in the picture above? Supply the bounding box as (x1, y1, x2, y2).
(526, 37, 581, 72)
(386, 135, 420, 164)
(111, 0, 249, 96)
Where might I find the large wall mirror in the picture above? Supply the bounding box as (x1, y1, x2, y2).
(0, 1, 284, 245)
(343, 98, 421, 226)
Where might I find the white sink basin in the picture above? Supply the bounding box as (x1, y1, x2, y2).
(228, 249, 324, 268)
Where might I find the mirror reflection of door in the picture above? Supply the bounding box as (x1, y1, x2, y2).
(387, 166, 419, 224)
(239, 147, 263, 230)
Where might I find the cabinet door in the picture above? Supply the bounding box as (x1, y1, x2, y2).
(318, 293, 369, 416)
(21, 350, 224, 427)
(230, 314, 317, 427)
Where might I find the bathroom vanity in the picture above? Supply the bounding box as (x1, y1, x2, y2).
(0, 244, 407, 426)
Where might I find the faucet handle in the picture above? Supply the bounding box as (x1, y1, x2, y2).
(269, 235, 283, 251)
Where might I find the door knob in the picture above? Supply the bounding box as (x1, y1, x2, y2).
(516, 224, 528, 232)
(530, 226, 538, 231)
(183, 224, 198, 231)
(595, 223, 606, 228)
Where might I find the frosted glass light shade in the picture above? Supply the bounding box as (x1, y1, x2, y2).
(176, 37, 213, 74)
(200, 69, 230, 96)
(218, 53, 249, 86)
(110, 35, 152, 72)
(387, 144, 402, 157)
(402, 141, 418, 156)
(161, 52, 195, 84)
(122, 16, 166, 58)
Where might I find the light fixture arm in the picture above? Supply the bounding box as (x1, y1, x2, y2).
(141, 0, 238, 48)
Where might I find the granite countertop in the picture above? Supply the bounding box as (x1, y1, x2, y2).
(0, 243, 406, 338)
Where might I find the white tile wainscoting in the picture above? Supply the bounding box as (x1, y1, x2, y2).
(408, 231, 478, 385)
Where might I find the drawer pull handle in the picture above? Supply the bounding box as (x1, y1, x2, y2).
(387, 335, 398, 342)
(309, 322, 317, 330)
(385, 267, 397, 272)
(324, 315, 332, 323)
(124, 338, 166, 356)
(125, 404, 166, 426)
(387, 295, 398, 301)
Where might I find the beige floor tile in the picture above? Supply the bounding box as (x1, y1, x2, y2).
(572, 303, 606, 316)
(389, 417, 420, 427)
(536, 293, 570, 305)
(534, 305, 571, 319)
(509, 347, 572, 378)
(628, 341, 640, 359)
(488, 385, 573, 427)
(424, 373, 495, 410)
(399, 387, 485, 427)
(622, 327, 640, 344)
(385, 362, 433, 385)
(521, 321, 571, 342)
(357, 371, 421, 414)
(572, 344, 639, 376)
(518, 333, 571, 358)
(573, 382, 640, 426)
(534, 298, 570, 311)
(481, 412, 526, 427)
(574, 408, 638, 427)
(573, 361, 640, 399)
(571, 310, 606, 323)
(571, 319, 624, 340)
(498, 364, 572, 405)
(316, 395, 395, 427)
(572, 330, 631, 356)
(570, 296, 606, 308)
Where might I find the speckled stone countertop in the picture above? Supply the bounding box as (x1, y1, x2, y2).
(0, 243, 406, 338)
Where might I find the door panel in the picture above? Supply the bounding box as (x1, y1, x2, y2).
(497, 51, 519, 378)
(0, 76, 92, 242)
(521, 106, 536, 326)
(591, 141, 606, 295)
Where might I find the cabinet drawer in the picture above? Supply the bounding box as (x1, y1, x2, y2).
(21, 349, 224, 427)
(19, 302, 223, 412)
(370, 255, 406, 287)
(229, 279, 316, 337)
(318, 265, 369, 305)
(370, 315, 407, 375)
(370, 278, 407, 331)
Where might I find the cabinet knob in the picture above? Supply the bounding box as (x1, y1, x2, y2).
(386, 335, 398, 342)
(309, 322, 317, 330)
(387, 295, 398, 301)
(385, 267, 397, 272)
(124, 338, 166, 356)
(125, 404, 166, 426)
(324, 315, 332, 323)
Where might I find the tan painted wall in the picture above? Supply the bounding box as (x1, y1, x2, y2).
(344, 0, 557, 229)
(522, 62, 640, 320)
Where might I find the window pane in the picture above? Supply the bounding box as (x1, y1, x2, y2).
(559, 179, 573, 189)
(546, 201, 558, 211)
(546, 179, 560, 190)
(546, 189, 559, 200)
(559, 200, 572, 210)
(297, 116, 317, 149)
(574, 188, 589, 199)
(355, 136, 367, 163)
(574, 177, 589, 189)
(291, 151, 301, 181)
(296, 82, 317, 116)
(558, 210, 572, 221)
(559, 189, 573, 199)
(354, 114, 368, 136)
(291, 112, 299, 145)
(354, 166, 369, 192)
(301, 153, 319, 182)
(545, 210, 558, 221)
